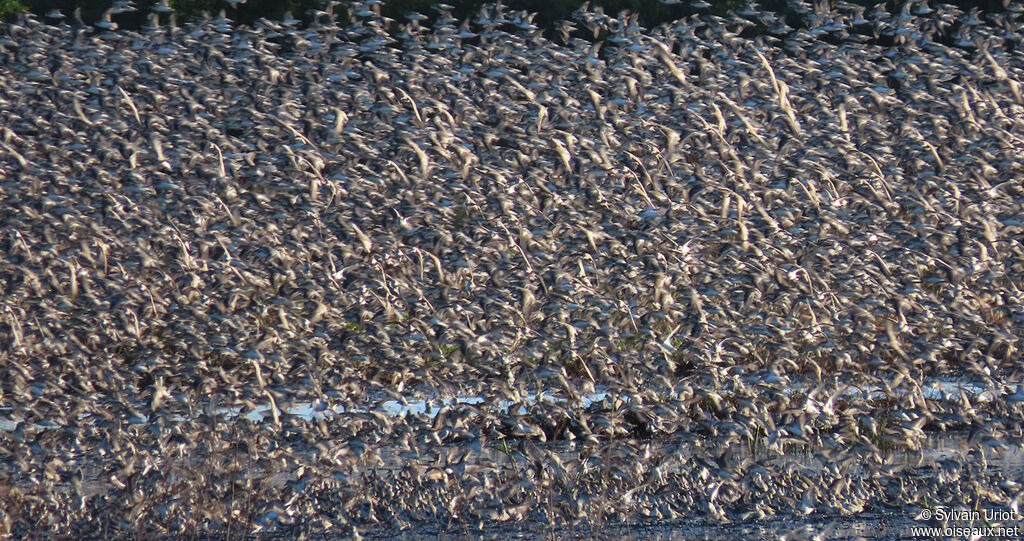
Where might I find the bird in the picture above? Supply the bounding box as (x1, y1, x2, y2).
(0, 1, 1020, 538)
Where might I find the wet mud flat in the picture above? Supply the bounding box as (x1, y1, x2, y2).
(4, 380, 1023, 539)
(2, 0, 1024, 538)
(359, 513, 948, 540)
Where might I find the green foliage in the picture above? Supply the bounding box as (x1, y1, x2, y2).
(9, 0, 1010, 32)
(0, 0, 25, 21)
(377, 0, 742, 30)
(170, 0, 222, 20)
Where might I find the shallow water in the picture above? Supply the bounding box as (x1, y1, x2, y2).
(0, 378, 1003, 430)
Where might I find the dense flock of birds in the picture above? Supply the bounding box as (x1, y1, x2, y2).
(0, 0, 1023, 537)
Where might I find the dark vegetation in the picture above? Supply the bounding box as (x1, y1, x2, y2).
(2, 0, 1017, 29)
